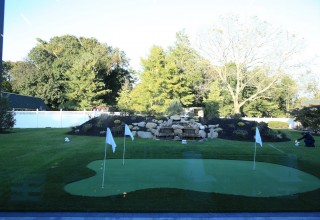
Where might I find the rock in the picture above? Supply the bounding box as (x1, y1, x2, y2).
(132, 126, 140, 131)
(213, 127, 223, 132)
(146, 122, 157, 129)
(199, 130, 207, 138)
(172, 124, 184, 129)
(137, 121, 146, 127)
(208, 128, 218, 139)
(137, 131, 154, 139)
(132, 131, 137, 137)
(150, 128, 158, 134)
(170, 115, 181, 121)
(199, 125, 205, 130)
(208, 124, 219, 128)
(167, 119, 173, 126)
(174, 129, 183, 135)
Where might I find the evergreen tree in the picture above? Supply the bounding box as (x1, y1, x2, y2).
(0, 96, 15, 131)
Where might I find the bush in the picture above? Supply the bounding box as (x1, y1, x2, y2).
(237, 122, 245, 127)
(291, 106, 320, 133)
(0, 96, 15, 131)
(268, 121, 289, 129)
(82, 123, 93, 132)
(96, 118, 105, 128)
(233, 129, 248, 139)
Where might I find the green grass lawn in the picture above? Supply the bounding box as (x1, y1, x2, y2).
(0, 128, 319, 212)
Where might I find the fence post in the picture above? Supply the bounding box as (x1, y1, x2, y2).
(60, 109, 63, 128)
(36, 109, 39, 128)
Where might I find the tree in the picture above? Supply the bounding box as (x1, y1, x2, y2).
(291, 106, 320, 134)
(166, 99, 184, 116)
(116, 79, 133, 115)
(1, 61, 13, 92)
(198, 16, 303, 114)
(9, 61, 39, 96)
(130, 32, 208, 115)
(12, 35, 133, 110)
(167, 31, 207, 106)
(130, 45, 169, 114)
(0, 96, 15, 131)
(203, 81, 221, 119)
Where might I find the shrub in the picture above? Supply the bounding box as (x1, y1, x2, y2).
(82, 123, 93, 132)
(0, 96, 16, 131)
(257, 121, 268, 130)
(233, 129, 248, 139)
(291, 106, 320, 133)
(237, 122, 245, 127)
(268, 121, 289, 129)
(96, 118, 105, 128)
(111, 125, 123, 136)
(114, 119, 121, 125)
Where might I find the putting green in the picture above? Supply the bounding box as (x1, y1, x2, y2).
(64, 159, 320, 198)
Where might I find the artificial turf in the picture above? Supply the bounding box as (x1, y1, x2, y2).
(0, 128, 319, 212)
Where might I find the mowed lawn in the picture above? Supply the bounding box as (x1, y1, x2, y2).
(0, 128, 319, 212)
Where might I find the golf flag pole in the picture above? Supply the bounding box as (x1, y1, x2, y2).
(101, 142, 107, 188)
(123, 124, 134, 165)
(102, 128, 117, 188)
(253, 127, 263, 170)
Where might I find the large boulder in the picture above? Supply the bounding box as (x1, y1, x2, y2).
(137, 121, 146, 127)
(208, 128, 218, 139)
(137, 131, 154, 139)
(170, 115, 181, 121)
(199, 130, 207, 138)
(146, 122, 157, 129)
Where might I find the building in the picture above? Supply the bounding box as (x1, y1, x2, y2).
(1, 92, 49, 110)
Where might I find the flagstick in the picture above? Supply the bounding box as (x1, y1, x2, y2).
(253, 142, 257, 170)
(122, 135, 126, 165)
(101, 142, 107, 188)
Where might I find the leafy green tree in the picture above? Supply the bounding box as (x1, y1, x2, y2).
(1, 61, 13, 92)
(166, 99, 183, 116)
(9, 61, 39, 96)
(116, 79, 133, 115)
(0, 96, 15, 131)
(274, 75, 298, 116)
(10, 35, 133, 110)
(130, 32, 208, 115)
(203, 81, 221, 119)
(167, 31, 207, 106)
(130, 45, 169, 114)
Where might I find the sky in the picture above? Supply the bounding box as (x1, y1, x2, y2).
(3, 0, 320, 74)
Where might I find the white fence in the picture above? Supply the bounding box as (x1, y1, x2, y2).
(242, 117, 296, 129)
(13, 110, 120, 128)
(12, 110, 296, 129)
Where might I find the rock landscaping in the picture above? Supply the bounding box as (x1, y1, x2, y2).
(69, 114, 290, 142)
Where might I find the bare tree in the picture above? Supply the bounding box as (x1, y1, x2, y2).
(197, 16, 303, 114)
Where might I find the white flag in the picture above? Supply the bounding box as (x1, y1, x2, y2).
(255, 127, 262, 147)
(124, 124, 134, 140)
(106, 128, 116, 152)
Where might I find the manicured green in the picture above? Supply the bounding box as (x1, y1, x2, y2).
(0, 128, 319, 212)
(65, 159, 320, 197)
